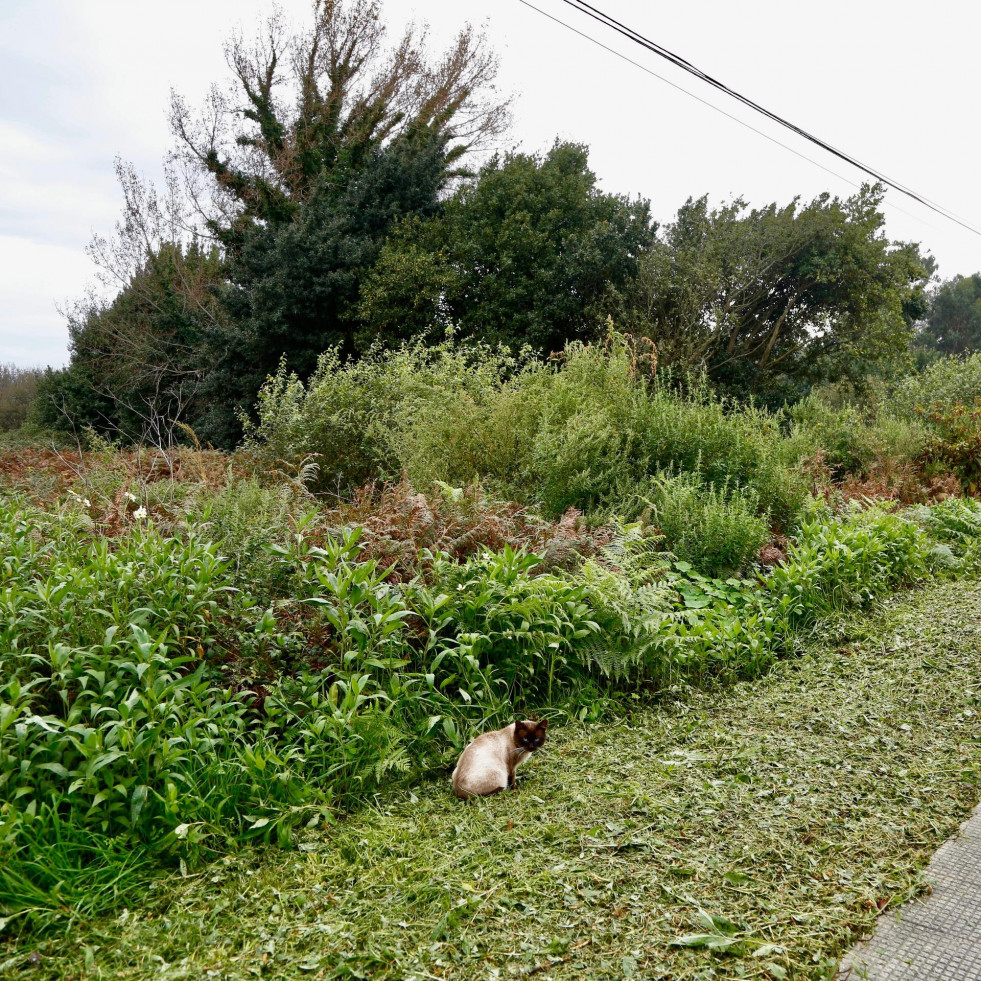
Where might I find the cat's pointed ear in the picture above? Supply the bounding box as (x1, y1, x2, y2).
(539, 718, 548, 729)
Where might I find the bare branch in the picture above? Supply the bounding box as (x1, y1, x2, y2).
(167, 0, 510, 231)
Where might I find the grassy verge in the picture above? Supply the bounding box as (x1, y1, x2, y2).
(7, 579, 980, 980)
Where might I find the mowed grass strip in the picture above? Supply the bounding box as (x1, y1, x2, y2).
(7, 581, 981, 981)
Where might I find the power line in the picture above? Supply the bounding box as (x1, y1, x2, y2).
(518, 0, 981, 238)
(565, 1, 942, 207)
(514, 2, 858, 191)
(559, 0, 981, 235)
(515, 0, 939, 233)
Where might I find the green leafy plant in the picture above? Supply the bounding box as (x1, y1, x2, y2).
(644, 474, 769, 579)
(246, 333, 812, 529)
(918, 400, 981, 493)
(4, 471, 981, 941)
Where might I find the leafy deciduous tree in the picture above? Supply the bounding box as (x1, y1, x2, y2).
(58, 0, 509, 447)
(915, 273, 981, 357)
(43, 160, 228, 442)
(614, 184, 930, 399)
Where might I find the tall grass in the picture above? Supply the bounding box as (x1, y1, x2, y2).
(245, 334, 812, 550)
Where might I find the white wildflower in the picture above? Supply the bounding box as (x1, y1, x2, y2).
(83, 499, 91, 508)
(134, 506, 148, 520)
(124, 492, 138, 503)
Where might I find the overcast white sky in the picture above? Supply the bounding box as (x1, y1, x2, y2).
(2, 0, 979, 368)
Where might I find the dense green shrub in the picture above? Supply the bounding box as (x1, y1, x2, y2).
(916, 401, 981, 494)
(789, 391, 928, 477)
(244, 341, 533, 492)
(910, 497, 981, 570)
(247, 335, 812, 533)
(191, 475, 310, 585)
(645, 500, 941, 690)
(0, 502, 314, 927)
(433, 546, 601, 705)
(888, 352, 981, 421)
(636, 386, 809, 527)
(644, 474, 769, 578)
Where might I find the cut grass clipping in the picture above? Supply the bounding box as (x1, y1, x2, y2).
(6, 579, 980, 980)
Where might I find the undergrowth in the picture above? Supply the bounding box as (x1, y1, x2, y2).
(6, 581, 981, 980)
(242, 334, 814, 538)
(3, 480, 981, 940)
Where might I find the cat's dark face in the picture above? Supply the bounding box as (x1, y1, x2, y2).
(514, 718, 548, 752)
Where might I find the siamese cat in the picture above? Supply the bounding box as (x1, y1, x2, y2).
(452, 718, 548, 800)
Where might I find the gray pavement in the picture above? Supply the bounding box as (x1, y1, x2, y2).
(838, 803, 981, 980)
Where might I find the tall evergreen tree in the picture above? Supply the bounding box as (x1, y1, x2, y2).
(169, 0, 508, 243)
(198, 129, 450, 444)
(359, 142, 656, 354)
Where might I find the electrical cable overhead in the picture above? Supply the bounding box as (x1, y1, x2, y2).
(515, 1, 860, 192)
(517, 0, 981, 238)
(515, 0, 938, 232)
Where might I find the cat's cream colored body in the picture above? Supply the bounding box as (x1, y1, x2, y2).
(452, 723, 533, 800)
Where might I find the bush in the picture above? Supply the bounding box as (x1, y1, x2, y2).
(243, 341, 534, 493)
(910, 497, 981, 570)
(789, 390, 928, 477)
(645, 474, 769, 578)
(911, 496, 981, 546)
(433, 546, 602, 705)
(638, 384, 809, 527)
(917, 400, 981, 494)
(0, 502, 319, 928)
(889, 352, 981, 421)
(646, 500, 940, 690)
(191, 474, 311, 584)
(524, 340, 651, 515)
(247, 334, 812, 530)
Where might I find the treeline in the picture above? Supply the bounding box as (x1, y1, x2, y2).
(0, 365, 45, 432)
(14, 0, 978, 448)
